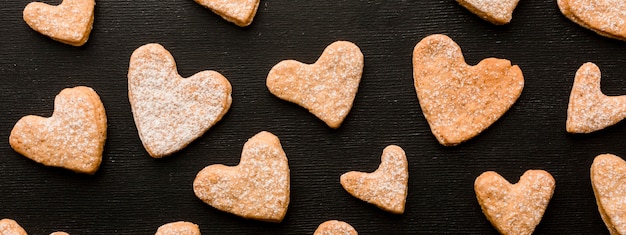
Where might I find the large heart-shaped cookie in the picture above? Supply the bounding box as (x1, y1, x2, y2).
(314, 220, 358, 235)
(340, 145, 408, 214)
(23, 0, 95, 46)
(474, 170, 555, 235)
(266, 41, 363, 129)
(128, 43, 232, 158)
(193, 0, 260, 27)
(591, 154, 626, 235)
(193, 131, 289, 222)
(0, 219, 28, 235)
(566, 62, 626, 133)
(558, 0, 626, 41)
(457, 0, 521, 25)
(9, 86, 106, 174)
(412, 34, 524, 146)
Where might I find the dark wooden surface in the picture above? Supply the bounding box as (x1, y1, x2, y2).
(1, 0, 626, 234)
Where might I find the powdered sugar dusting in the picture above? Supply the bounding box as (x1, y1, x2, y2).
(457, 0, 520, 24)
(193, 131, 290, 222)
(128, 43, 232, 158)
(340, 145, 408, 214)
(155, 221, 200, 235)
(561, 0, 626, 40)
(267, 41, 363, 129)
(412, 34, 524, 146)
(0, 219, 27, 235)
(474, 170, 555, 235)
(194, 0, 260, 26)
(23, 0, 95, 46)
(566, 62, 626, 133)
(314, 220, 358, 235)
(591, 154, 626, 235)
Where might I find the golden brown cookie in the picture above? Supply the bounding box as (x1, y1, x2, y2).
(412, 34, 524, 146)
(474, 170, 555, 235)
(266, 41, 363, 129)
(155, 221, 200, 235)
(128, 43, 232, 158)
(456, 0, 520, 25)
(591, 154, 626, 235)
(558, 0, 626, 41)
(340, 145, 408, 214)
(0, 219, 28, 235)
(193, 131, 290, 222)
(23, 0, 95, 46)
(9, 86, 107, 174)
(566, 62, 626, 133)
(50, 232, 69, 235)
(193, 0, 260, 27)
(314, 220, 357, 235)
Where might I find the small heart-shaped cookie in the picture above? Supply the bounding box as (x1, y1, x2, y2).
(193, 0, 260, 27)
(9, 86, 107, 174)
(0, 219, 28, 235)
(267, 41, 363, 129)
(474, 170, 555, 235)
(558, 0, 626, 41)
(193, 131, 290, 222)
(23, 0, 95, 46)
(566, 62, 626, 133)
(155, 221, 200, 235)
(457, 0, 520, 25)
(413, 34, 524, 146)
(340, 145, 408, 214)
(128, 43, 232, 158)
(591, 154, 626, 235)
(314, 220, 357, 235)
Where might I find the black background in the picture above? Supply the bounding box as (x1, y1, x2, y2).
(1, 0, 626, 234)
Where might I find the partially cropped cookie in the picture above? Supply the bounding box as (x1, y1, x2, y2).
(591, 154, 626, 235)
(558, 0, 626, 41)
(267, 41, 363, 129)
(0, 219, 28, 235)
(23, 0, 95, 46)
(9, 86, 107, 174)
(193, 131, 290, 222)
(566, 62, 626, 133)
(340, 145, 408, 214)
(193, 0, 260, 27)
(128, 43, 232, 158)
(457, 0, 520, 25)
(314, 220, 357, 235)
(413, 34, 524, 146)
(50, 232, 69, 235)
(155, 221, 200, 235)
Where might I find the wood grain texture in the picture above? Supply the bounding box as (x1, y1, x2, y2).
(1, 0, 625, 234)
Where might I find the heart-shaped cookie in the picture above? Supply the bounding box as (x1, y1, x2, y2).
(128, 43, 232, 158)
(23, 0, 95, 46)
(193, 131, 290, 222)
(566, 62, 626, 133)
(591, 154, 626, 235)
(156, 221, 201, 235)
(558, 0, 626, 41)
(0, 219, 28, 235)
(340, 145, 408, 214)
(314, 220, 357, 235)
(457, 0, 520, 25)
(9, 86, 107, 174)
(412, 34, 524, 146)
(474, 170, 555, 235)
(193, 0, 260, 27)
(266, 41, 363, 129)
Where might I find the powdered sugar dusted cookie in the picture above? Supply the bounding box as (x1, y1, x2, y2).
(558, 0, 626, 41)
(9, 86, 107, 174)
(155, 221, 200, 235)
(314, 220, 357, 235)
(591, 154, 626, 235)
(413, 34, 524, 146)
(193, 131, 289, 222)
(0, 219, 27, 235)
(340, 145, 408, 214)
(267, 41, 363, 129)
(128, 43, 232, 158)
(23, 0, 95, 46)
(566, 62, 626, 133)
(457, 0, 520, 25)
(475, 170, 555, 235)
(193, 0, 260, 27)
